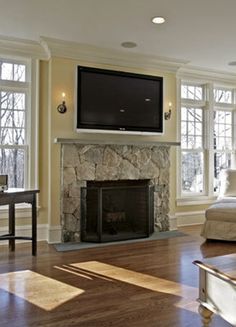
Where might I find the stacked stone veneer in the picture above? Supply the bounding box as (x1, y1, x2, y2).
(61, 143, 170, 242)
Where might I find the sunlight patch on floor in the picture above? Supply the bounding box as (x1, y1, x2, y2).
(71, 261, 198, 312)
(54, 265, 93, 280)
(0, 270, 84, 311)
(55, 264, 114, 282)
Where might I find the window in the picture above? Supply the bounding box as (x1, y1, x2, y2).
(214, 88, 232, 104)
(179, 81, 235, 201)
(213, 88, 234, 192)
(0, 59, 30, 188)
(181, 84, 203, 101)
(181, 107, 204, 194)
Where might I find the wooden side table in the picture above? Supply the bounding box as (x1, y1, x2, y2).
(0, 189, 39, 256)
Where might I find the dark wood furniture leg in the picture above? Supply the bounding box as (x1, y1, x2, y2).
(32, 194, 37, 256)
(9, 203, 15, 252)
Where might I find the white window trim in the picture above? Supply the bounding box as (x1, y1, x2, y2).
(0, 55, 39, 197)
(28, 58, 39, 189)
(177, 77, 236, 206)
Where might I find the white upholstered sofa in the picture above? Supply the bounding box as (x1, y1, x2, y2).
(201, 169, 236, 241)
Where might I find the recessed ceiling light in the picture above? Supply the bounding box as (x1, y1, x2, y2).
(152, 16, 165, 24)
(228, 61, 236, 66)
(121, 41, 137, 48)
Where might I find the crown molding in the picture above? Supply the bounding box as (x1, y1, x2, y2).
(40, 36, 188, 73)
(0, 34, 236, 82)
(177, 65, 236, 84)
(0, 35, 48, 60)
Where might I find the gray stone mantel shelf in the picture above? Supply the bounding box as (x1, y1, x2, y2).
(54, 138, 180, 146)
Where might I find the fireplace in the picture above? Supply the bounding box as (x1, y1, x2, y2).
(81, 179, 154, 242)
(60, 143, 171, 243)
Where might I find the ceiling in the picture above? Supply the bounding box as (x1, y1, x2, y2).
(1, 0, 236, 74)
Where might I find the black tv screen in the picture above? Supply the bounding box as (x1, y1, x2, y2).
(76, 66, 163, 134)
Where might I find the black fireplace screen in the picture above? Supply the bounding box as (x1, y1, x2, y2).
(81, 180, 154, 243)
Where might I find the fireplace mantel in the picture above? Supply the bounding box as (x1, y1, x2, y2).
(55, 138, 180, 147)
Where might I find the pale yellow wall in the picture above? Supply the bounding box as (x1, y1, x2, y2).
(45, 57, 178, 228)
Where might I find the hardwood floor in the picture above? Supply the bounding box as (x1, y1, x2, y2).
(0, 225, 235, 327)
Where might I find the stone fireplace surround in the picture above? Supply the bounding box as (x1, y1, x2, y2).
(59, 140, 174, 242)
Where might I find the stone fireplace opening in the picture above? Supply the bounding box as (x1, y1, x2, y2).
(81, 179, 154, 243)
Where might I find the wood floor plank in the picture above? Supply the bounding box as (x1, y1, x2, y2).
(0, 225, 235, 327)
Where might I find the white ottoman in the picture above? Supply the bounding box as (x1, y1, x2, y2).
(201, 201, 236, 241)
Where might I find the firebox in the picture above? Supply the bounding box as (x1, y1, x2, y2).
(81, 179, 154, 243)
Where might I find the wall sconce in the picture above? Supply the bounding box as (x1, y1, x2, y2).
(57, 92, 67, 114)
(164, 102, 172, 120)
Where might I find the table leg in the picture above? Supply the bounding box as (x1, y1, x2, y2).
(9, 203, 15, 251)
(199, 304, 213, 327)
(32, 194, 37, 256)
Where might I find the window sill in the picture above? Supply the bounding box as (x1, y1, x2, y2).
(176, 196, 217, 206)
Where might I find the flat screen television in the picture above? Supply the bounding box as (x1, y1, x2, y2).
(76, 66, 163, 134)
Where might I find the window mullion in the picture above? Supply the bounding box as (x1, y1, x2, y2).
(206, 83, 215, 197)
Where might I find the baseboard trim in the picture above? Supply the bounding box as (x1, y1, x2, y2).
(48, 225, 62, 244)
(0, 224, 48, 244)
(0, 224, 62, 245)
(175, 210, 205, 226)
(169, 215, 177, 230)
(0, 211, 205, 246)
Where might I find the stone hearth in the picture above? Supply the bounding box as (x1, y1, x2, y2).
(61, 143, 170, 242)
